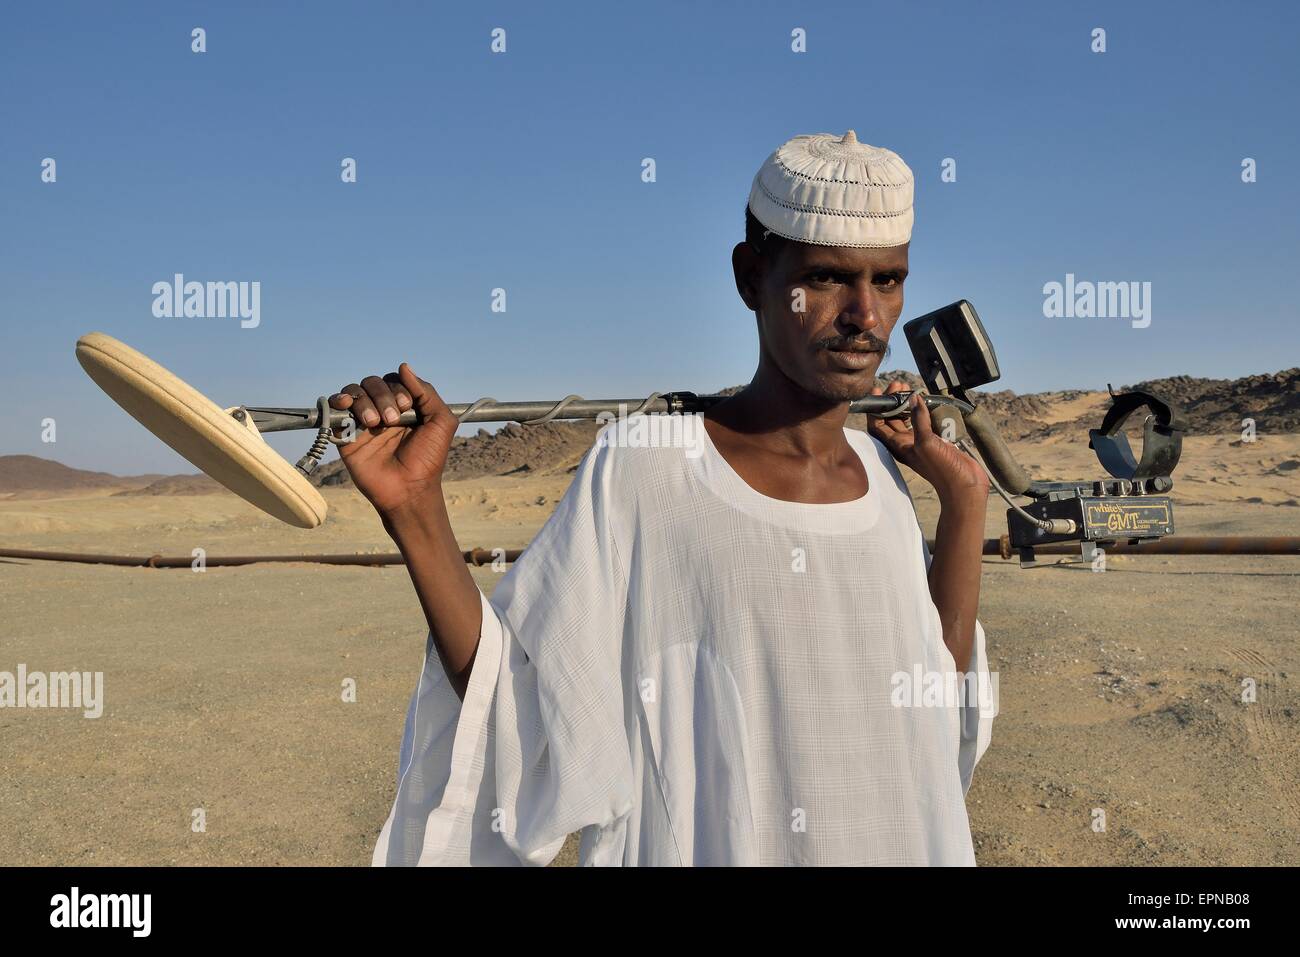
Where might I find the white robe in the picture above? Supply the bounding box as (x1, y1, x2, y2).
(372, 419, 996, 866)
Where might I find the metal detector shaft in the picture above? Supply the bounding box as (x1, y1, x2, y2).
(247, 391, 974, 434)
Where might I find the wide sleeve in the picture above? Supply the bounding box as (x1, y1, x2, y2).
(371, 432, 634, 866)
(916, 526, 997, 795)
(871, 431, 997, 795)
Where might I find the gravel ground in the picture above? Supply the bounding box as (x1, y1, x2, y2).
(1, 434, 1297, 866)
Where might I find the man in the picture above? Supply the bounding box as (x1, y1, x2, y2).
(338, 131, 996, 866)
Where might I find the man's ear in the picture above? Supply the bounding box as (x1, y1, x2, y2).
(731, 241, 763, 312)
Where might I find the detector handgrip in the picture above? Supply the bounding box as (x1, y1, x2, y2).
(958, 402, 1032, 496)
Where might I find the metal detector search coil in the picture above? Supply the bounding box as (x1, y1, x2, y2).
(75, 333, 328, 528)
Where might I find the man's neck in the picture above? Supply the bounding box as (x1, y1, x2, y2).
(706, 361, 853, 459)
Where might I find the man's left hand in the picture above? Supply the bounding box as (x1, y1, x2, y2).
(866, 381, 990, 504)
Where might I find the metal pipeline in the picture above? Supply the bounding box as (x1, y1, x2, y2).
(0, 547, 522, 568)
(4, 539, 1298, 569)
(988, 536, 1300, 560)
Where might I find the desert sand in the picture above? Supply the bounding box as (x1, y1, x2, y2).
(2, 415, 1298, 866)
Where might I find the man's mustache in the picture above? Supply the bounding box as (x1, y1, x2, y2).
(817, 333, 890, 357)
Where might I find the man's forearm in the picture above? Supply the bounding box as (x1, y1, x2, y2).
(383, 494, 485, 700)
(926, 491, 987, 673)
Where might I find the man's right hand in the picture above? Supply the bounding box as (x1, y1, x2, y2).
(328, 364, 459, 517)
(330, 364, 482, 700)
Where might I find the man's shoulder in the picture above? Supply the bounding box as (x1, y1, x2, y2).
(581, 416, 705, 485)
(845, 426, 892, 471)
(846, 426, 915, 499)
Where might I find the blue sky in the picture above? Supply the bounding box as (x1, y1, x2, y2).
(2, 0, 1296, 474)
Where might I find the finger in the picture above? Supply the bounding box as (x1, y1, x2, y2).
(329, 383, 363, 411)
(877, 381, 913, 434)
(332, 384, 384, 454)
(868, 419, 908, 461)
(867, 405, 904, 444)
(867, 417, 895, 444)
(382, 372, 413, 412)
(868, 384, 905, 428)
(885, 381, 909, 421)
(338, 382, 382, 428)
(398, 363, 455, 423)
(909, 393, 934, 435)
(361, 374, 402, 426)
(392, 364, 458, 470)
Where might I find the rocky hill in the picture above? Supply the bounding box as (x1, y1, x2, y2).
(0, 455, 164, 496)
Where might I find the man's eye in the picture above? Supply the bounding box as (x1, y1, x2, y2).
(811, 272, 839, 285)
(875, 275, 902, 288)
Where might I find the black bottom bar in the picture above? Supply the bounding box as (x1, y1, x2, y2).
(0, 866, 1283, 942)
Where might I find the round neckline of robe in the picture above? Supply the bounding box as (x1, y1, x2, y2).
(691, 417, 883, 535)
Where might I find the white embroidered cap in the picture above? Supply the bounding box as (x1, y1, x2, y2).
(747, 130, 914, 248)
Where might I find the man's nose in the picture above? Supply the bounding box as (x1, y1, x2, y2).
(838, 287, 883, 334)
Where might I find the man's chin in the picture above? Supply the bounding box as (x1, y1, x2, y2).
(808, 369, 880, 403)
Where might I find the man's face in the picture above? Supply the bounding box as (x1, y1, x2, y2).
(735, 239, 909, 402)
